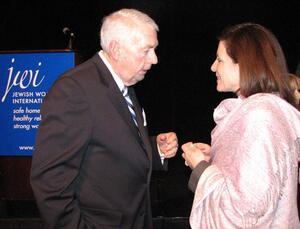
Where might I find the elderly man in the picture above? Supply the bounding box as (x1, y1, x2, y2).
(31, 8, 178, 229)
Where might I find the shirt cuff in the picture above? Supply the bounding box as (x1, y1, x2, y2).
(188, 160, 211, 193)
(157, 144, 165, 164)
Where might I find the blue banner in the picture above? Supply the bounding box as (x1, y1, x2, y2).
(0, 51, 75, 156)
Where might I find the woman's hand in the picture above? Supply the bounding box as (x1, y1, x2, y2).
(181, 142, 211, 169)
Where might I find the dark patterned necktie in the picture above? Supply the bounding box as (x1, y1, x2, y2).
(122, 87, 147, 150)
(122, 87, 139, 128)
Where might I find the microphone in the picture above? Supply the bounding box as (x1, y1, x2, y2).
(63, 27, 74, 36)
(62, 27, 75, 50)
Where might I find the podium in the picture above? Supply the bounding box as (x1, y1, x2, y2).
(0, 50, 81, 211)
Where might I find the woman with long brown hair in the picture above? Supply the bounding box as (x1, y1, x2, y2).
(182, 23, 300, 228)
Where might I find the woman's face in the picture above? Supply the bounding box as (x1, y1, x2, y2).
(211, 41, 240, 93)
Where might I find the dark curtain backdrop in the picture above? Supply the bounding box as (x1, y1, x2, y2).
(0, 0, 299, 217)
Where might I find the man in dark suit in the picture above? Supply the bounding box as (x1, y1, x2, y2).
(30, 8, 178, 229)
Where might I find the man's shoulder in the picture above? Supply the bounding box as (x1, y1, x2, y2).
(66, 54, 101, 78)
(46, 54, 103, 93)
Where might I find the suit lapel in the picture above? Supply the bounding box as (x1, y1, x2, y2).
(129, 87, 152, 160)
(91, 54, 148, 151)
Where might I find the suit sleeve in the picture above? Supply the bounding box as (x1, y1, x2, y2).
(30, 76, 91, 229)
(150, 136, 168, 171)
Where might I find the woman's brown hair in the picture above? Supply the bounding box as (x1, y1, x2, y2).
(218, 23, 296, 107)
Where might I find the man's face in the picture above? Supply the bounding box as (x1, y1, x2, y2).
(117, 25, 158, 86)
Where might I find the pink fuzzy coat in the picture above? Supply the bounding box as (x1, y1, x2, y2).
(190, 93, 300, 228)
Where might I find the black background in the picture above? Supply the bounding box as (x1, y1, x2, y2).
(0, 0, 299, 218)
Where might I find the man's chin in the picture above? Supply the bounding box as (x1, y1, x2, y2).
(136, 74, 146, 81)
(127, 75, 145, 86)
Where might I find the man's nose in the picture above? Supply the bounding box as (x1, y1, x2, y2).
(148, 50, 158, 65)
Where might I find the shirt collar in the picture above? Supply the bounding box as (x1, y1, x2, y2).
(98, 50, 125, 92)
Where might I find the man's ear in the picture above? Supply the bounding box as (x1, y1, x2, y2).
(108, 40, 121, 61)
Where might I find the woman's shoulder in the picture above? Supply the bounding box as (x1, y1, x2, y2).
(242, 93, 300, 127)
(244, 93, 297, 111)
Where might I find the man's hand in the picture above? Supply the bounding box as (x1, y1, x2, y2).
(156, 132, 178, 158)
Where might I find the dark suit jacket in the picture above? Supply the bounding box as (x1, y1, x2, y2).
(30, 54, 165, 229)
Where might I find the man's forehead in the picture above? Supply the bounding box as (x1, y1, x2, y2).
(131, 31, 158, 49)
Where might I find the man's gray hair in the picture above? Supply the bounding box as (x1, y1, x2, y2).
(100, 8, 159, 51)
